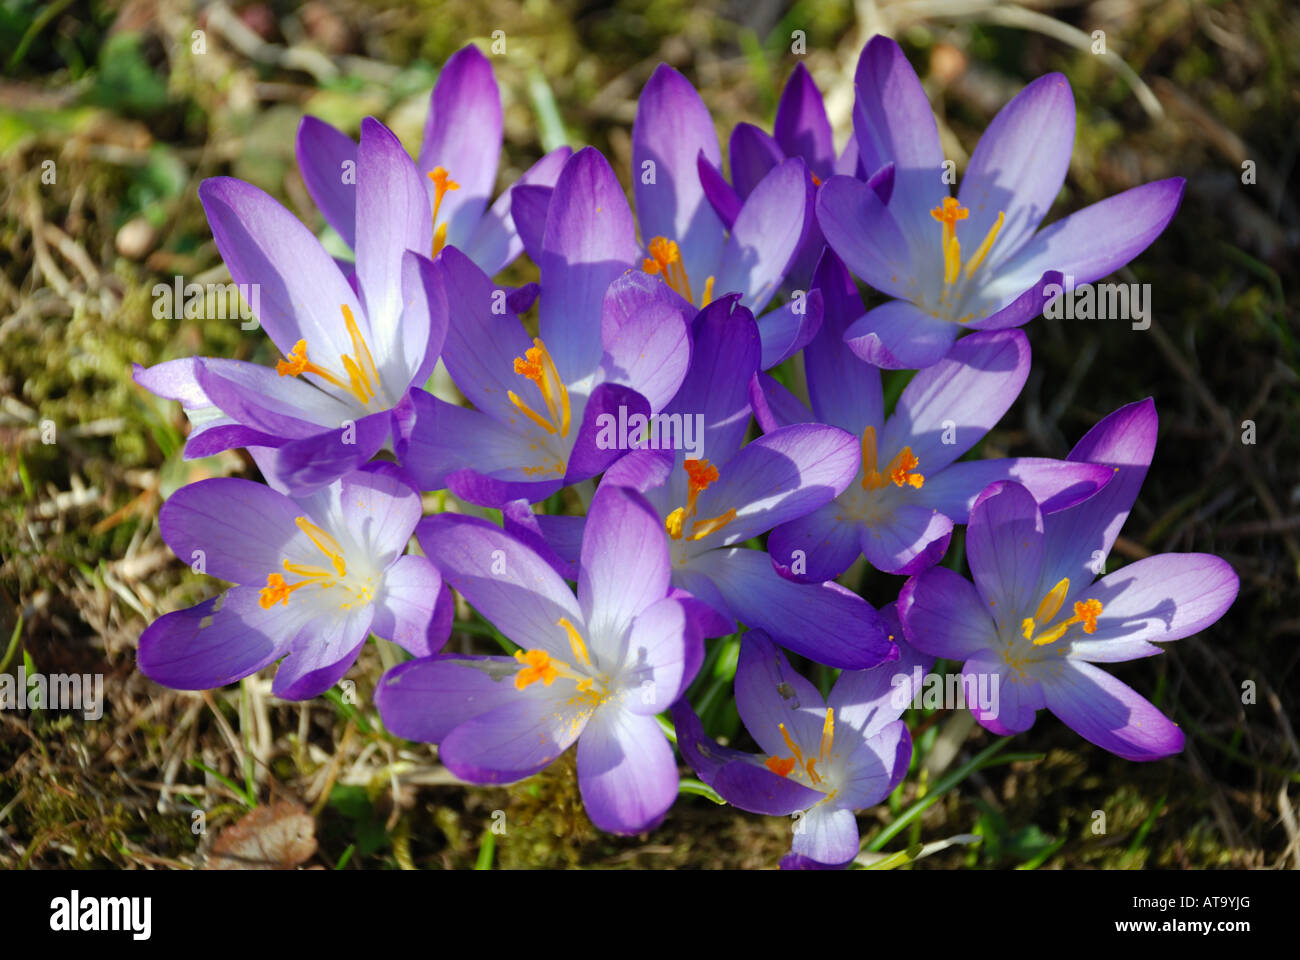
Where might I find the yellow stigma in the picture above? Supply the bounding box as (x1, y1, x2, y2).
(512, 633, 597, 693)
(1020, 577, 1104, 646)
(930, 197, 1005, 288)
(259, 516, 365, 610)
(428, 166, 460, 257)
(642, 235, 715, 308)
(507, 338, 571, 438)
(665, 459, 737, 541)
(860, 426, 925, 491)
(275, 304, 383, 407)
(765, 715, 833, 788)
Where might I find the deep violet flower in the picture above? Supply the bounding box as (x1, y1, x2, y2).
(897, 399, 1239, 760)
(297, 43, 571, 277)
(134, 118, 447, 495)
(374, 484, 703, 835)
(817, 36, 1186, 370)
(751, 251, 1113, 579)
(673, 611, 930, 867)
(396, 147, 692, 508)
(138, 463, 451, 700)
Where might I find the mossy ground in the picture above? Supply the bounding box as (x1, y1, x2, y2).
(1, 0, 1296, 869)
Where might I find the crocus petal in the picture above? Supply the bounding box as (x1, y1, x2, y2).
(691, 549, 894, 669)
(714, 760, 825, 817)
(734, 631, 826, 758)
(439, 692, 588, 783)
(416, 513, 583, 656)
(884, 328, 1030, 471)
(774, 62, 834, 178)
(341, 462, 422, 561)
(620, 597, 702, 715)
(577, 709, 678, 834)
(262, 410, 393, 496)
(898, 565, 1000, 660)
(804, 249, 883, 435)
(692, 423, 859, 547)
(272, 604, 374, 700)
(445, 468, 564, 509)
(419, 44, 502, 247)
(915, 458, 1114, 524)
(993, 179, 1186, 294)
(670, 699, 758, 785)
(138, 587, 299, 690)
(859, 503, 954, 577)
(198, 177, 362, 362)
(698, 152, 740, 230)
(664, 294, 759, 465)
(430, 245, 535, 417)
(966, 480, 1045, 614)
(195, 358, 352, 438)
(815, 175, 913, 301)
(837, 719, 911, 809)
(755, 289, 823, 370)
(957, 73, 1075, 270)
(579, 484, 671, 649)
(296, 115, 358, 249)
(356, 117, 433, 355)
(964, 654, 1043, 735)
(768, 502, 862, 584)
(843, 299, 960, 371)
(502, 500, 580, 581)
(508, 184, 551, 265)
(563, 383, 653, 485)
(158, 477, 302, 585)
(714, 158, 811, 313)
(1067, 553, 1238, 661)
(540, 147, 639, 383)
(831, 614, 934, 738)
(398, 250, 445, 389)
(371, 560, 451, 658)
(633, 64, 725, 273)
(965, 269, 1065, 331)
(464, 146, 573, 275)
(1038, 657, 1184, 760)
(1038, 398, 1157, 601)
(375, 653, 522, 744)
(728, 122, 784, 199)
(599, 271, 692, 411)
(748, 371, 814, 435)
(790, 804, 860, 867)
(852, 36, 945, 243)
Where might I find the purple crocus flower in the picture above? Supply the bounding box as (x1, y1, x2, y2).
(673, 612, 929, 867)
(298, 43, 571, 277)
(897, 399, 1239, 760)
(397, 147, 692, 508)
(134, 118, 447, 495)
(598, 295, 895, 669)
(698, 62, 877, 296)
(752, 251, 1113, 579)
(546, 64, 816, 370)
(138, 463, 451, 700)
(375, 484, 703, 835)
(817, 36, 1185, 369)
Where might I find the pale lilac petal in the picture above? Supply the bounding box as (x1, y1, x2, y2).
(158, 478, 301, 585)
(915, 458, 1114, 524)
(340, 462, 422, 562)
(734, 631, 825, 758)
(620, 597, 702, 715)
(964, 654, 1043, 735)
(749, 371, 814, 434)
(464, 146, 573, 274)
(815, 175, 913, 300)
(579, 484, 671, 649)
(371, 562, 451, 658)
(138, 586, 299, 690)
(768, 501, 861, 584)
(599, 271, 692, 411)
(439, 693, 587, 783)
(859, 503, 953, 576)
(261, 410, 393, 496)
(714, 760, 824, 817)
(577, 709, 678, 834)
(375, 653, 521, 744)
(755, 289, 823, 370)
(563, 382, 653, 485)
(831, 611, 934, 737)
(790, 804, 859, 866)
(1038, 657, 1184, 760)
(272, 605, 373, 700)
(967, 480, 1045, 614)
(804, 249, 883, 435)
(416, 513, 583, 656)
(502, 500, 579, 581)
(843, 299, 959, 371)
(714, 158, 811, 313)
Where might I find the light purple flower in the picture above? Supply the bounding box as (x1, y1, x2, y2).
(818, 36, 1185, 369)
(599, 295, 895, 669)
(375, 484, 703, 835)
(897, 399, 1239, 760)
(673, 611, 929, 867)
(396, 147, 693, 508)
(753, 251, 1113, 579)
(624, 65, 819, 369)
(134, 117, 446, 494)
(298, 43, 571, 276)
(138, 463, 450, 700)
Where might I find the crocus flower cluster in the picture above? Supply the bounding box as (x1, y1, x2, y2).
(135, 37, 1236, 867)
